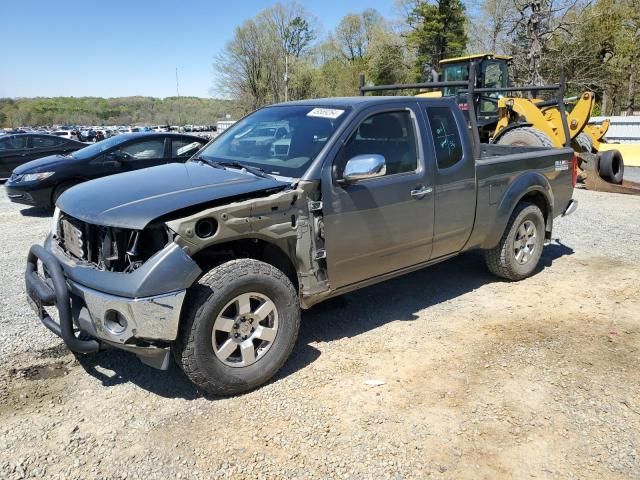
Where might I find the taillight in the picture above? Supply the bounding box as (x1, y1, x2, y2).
(571, 154, 577, 187)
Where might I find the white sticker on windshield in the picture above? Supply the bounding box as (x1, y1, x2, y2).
(307, 108, 345, 119)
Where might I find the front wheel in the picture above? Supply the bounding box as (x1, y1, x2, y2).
(174, 258, 300, 396)
(484, 202, 546, 281)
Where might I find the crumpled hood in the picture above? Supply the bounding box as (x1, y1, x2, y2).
(57, 162, 288, 229)
(14, 154, 74, 174)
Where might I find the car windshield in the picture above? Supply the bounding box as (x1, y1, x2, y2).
(70, 135, 128, 160)
(194, 105, 349, 178)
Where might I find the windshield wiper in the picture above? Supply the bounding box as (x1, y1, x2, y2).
(194, 157, 271, 179)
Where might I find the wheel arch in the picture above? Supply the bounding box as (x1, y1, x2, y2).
(51, 177, 88, 206)
(482, 172, 554, 249)
(191, 237, 299, 291)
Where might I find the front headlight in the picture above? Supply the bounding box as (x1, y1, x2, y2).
(22, 172, 54, 182)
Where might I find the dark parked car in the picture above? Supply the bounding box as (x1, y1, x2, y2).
(5, 133, 207, 209)
(0, 134, 85, 179)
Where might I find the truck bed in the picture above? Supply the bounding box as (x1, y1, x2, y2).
(464, 144, 575, 251)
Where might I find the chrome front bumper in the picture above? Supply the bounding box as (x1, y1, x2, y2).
(70, 281, 186, 345)
(26, 242, 191, 370)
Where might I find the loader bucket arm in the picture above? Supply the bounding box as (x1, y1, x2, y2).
(539, 92, 595, 142)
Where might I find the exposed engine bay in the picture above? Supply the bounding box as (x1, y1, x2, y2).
(54, 212, 169, 272)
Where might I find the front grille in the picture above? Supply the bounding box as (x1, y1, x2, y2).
(56, 214, 169, 272)
(60, 217, 85, 259)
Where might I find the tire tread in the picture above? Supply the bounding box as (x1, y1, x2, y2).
(484, 202, 544, 281)
(174, 259, 299, 396)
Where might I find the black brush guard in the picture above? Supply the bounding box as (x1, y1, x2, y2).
(25, 244, 100, 353)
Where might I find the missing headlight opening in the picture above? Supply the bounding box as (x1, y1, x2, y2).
(56, 214, 169, 272)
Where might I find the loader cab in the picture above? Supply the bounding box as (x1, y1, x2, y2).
(440, 54, 511, 133)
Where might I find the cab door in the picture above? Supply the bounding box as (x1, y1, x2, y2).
(321, 103, 435, 289)
(424, 105, 476, 259)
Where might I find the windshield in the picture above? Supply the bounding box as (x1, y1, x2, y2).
(194, 105, 348, 178)
(442, 63, 469, 97)
(70, 135, 127, 160)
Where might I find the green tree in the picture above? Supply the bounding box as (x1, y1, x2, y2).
(549, 0, 639, 114)
(405, 0, 468, 80)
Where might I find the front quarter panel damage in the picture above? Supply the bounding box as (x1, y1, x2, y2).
(165, 181, 329, 308)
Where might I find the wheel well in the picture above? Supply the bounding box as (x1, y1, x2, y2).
(519, 190, 551, 233)
(192, 239, 298, 291)
(51, 178, 85, 204)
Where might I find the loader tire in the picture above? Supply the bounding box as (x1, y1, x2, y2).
(484, 202, 545, 281)
(598, 150, 624, 185)
(174, 259, 300, 396)
(496, 127, 554, 148)
(574, 132, 593, 153)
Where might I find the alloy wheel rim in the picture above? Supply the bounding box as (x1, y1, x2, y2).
(212, 292, 279, 367)
(514, 220, 537, 265)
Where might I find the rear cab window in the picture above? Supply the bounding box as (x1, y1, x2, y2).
(426, 107, 463, 169)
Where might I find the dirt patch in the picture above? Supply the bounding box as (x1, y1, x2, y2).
(10, 361, 70, 381)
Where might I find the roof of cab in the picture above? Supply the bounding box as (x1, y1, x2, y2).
(440, 53, 512, 64)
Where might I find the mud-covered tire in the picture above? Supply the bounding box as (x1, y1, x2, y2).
(574, 132, 593, 153)
(484, 202, 545, 281)
(496, 127, 554, 147)
(174, 259, 300, 396)
(598, 150, 624, 185)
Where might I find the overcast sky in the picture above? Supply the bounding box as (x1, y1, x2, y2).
(1, 0, 399, 99)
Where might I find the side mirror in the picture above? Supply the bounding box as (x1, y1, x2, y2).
(341, 154, 386, 183)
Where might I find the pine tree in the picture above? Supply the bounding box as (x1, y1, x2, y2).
(406, 0, 468, 80)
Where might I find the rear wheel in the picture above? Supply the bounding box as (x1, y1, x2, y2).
(496, 127, 554, 148)
(174, 259, 300, 396)
(484, 202, 546, 281)
(598, 150, 624, 185)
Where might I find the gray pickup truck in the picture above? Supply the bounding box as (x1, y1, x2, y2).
(25, 96, 577, 395)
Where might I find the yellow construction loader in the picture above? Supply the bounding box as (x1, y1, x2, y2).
(384, 53, 640, 193)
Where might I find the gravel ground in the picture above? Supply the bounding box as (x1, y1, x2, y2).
(0, 172, 639, 479)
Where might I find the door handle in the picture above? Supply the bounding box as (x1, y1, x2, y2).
(410, 186, 433, 199)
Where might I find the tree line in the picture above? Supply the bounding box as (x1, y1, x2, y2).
(2, 0, 637, 127)
(215, 0, 640, 116)
(0, 96, 243, 128)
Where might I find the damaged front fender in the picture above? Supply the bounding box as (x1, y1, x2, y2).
(165, 181, 330, 307)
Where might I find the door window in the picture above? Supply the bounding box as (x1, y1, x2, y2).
(32, 136, 66, 148)
(120, 139, 165, 160)
(342, 110, 418, 176)
(480, 61, 506, 114)
(0, 136, 27, 150)
(171, 139, 202, 159)
(426, 107, 463, 170)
